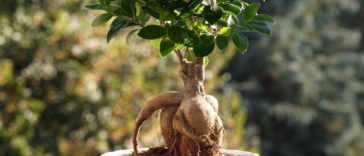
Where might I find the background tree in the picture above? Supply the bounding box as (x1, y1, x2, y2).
(225, 0, 364, 155)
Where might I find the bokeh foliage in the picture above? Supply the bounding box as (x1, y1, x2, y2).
(0, 0, 245, 156)
(225, 0, 364, 156)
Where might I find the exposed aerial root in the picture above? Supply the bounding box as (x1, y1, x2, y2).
(132, 53, 224, 156)
(160, 106, 179, 149)
(133, 91, 181, 154)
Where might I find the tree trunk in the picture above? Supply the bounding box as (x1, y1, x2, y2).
(165, 52, 223, 156)
(132, 50, 224, 156)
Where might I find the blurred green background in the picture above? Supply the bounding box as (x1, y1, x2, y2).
(0, 0, 363, 156)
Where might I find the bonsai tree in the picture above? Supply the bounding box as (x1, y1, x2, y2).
(86, 0, 273, 155)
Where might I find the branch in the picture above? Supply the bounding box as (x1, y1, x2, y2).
(188, 61, 196, 79)
(196, 57, 205, 82)
(175, 49, 184, 65)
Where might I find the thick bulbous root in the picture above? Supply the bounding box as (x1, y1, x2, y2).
(176, 117, 223, 156)
(133, 55, 224, 156)
(160, 95, 223, 156)
(132, 93, 223, 156)
(133, 91, 181, 154)
(170, 95, 223, 156)
(170, 119, 222, 156)
(160, 106, 179, 148)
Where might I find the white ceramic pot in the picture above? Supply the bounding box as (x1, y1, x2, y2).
(101, 148, 259, 156)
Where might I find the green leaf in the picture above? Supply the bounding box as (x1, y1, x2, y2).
(186, 50, 197, 62)
(216, 19, 228, 27)
(218, 27, 231, 35)
(167, 26, 187, 44)
(138, 25, 166, 39)
(234, 24, 249, 33)
(167, 26, 199, 47)
(116, 7, 132, 18)
(160, 9, 177, 21)
(117, 0, 136, 17)
(194, 42, 214, 57)
(203, 6, 223, 24)
(151, 38, 162, 49)
(250, 22, 272, 35)
(175, 44, 185, 50)
(92, 13, 113, 27)
(193, 35, 215, 57)
(200, 34, 215, 45)
(99, 0, 111, 5)
(230, 1, 243, 7)
(184, 30, 200, 47)
(160, 39, 175, 57)
(203, 57, 209, 67)
(188, 0, 203, 10)
(179, 10, 194, 19)
(243, 3, 260, 23)
(107, 18, 126, 43)
(145, 7, 160, 19)
(98, 0, 106, 4)
(221, 3, 242, 15)
(85, 3, 107, 10)
(136, 4, 150, 25)
(227, 14, 239, 26)
(256, 14, 274, 23)
(146, 0, 163, 14)
(232, 33, 248, 53)
(232, 14, 239, 24)
(249, 14, 274, 35)
(215, 35, 229, 50)
(193, 20, 209, 32)
(169, 1, 189, 10)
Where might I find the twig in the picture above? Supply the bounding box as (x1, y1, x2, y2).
(196, 57, 204, 82)
(175, 49, 184, 65)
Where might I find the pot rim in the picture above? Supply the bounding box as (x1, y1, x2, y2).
(101, 148, 259, 156)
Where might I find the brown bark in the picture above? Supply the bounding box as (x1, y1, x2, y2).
(170, 50, 222, 156)
(133, 91, 181, 154)
(132, 49, 223, 156)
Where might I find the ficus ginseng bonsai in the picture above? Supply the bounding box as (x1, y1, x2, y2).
(86, 0, 273, 155)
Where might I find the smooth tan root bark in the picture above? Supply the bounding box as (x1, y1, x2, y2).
(133, 91, 181, 153)
(132, 51, 224, 156)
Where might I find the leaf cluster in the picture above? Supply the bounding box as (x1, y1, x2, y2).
(86, 0, 273, 58)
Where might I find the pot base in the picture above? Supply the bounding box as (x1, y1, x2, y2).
(101, 148, 259, 156)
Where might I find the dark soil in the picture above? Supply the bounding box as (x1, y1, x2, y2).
(129, 146, 223, 156)
(129, 147, 168, 156)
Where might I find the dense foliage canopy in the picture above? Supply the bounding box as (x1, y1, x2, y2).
(86, 0, 273, 58)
